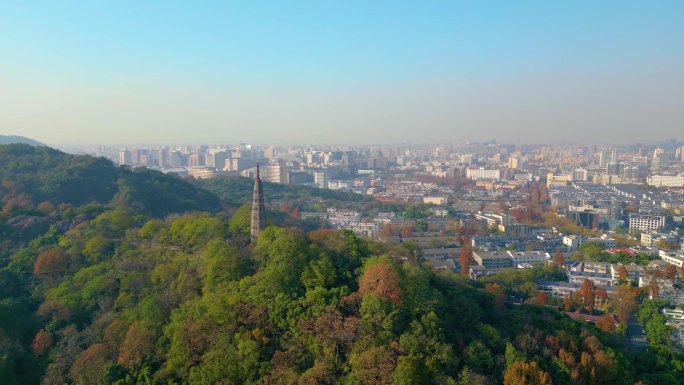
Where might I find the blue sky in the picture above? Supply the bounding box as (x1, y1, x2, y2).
(1, 1, 683, 145)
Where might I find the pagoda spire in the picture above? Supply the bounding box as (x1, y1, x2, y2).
(251, 162, 266, 243)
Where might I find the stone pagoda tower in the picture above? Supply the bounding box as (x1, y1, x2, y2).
(250, 163, 266, 243)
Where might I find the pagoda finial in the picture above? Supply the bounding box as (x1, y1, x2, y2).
(256, 161, 260, 178)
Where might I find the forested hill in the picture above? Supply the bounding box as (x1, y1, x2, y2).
(0, 135, 45, 146)
(0, 144, 219, 218)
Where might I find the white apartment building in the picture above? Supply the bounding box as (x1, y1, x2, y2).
(314, 170, 328, 189)
(662, 308, 684, 346)
(660, 251, 684, 267)
(326, 208, 377, 237)
(328, 180, 352, 190)
(474, 212, 515, 227)
(568, 271, 615, 286)
(610, 263, 643, 282)
(629, 213, 666, 232)
(508, 251, 549, 266)
(562, 235, 616, 252)
(327, 208, 361, 222)
(647, 175, 684, 188)
(466, 168, 501, 181)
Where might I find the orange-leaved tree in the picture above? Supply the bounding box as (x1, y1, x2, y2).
(34, 246, 68, 276)
(503, 361, 552, 385)
(459, 241, 473, 277)
(580, 278, 596, 313)
(553, 247, 565, 266)
(358, 261, 403, 305)
(31, 329, 53, 355)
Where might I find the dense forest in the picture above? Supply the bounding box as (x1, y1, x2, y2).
(1, 144, 683, 385)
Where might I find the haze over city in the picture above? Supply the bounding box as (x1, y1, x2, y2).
(1, 1, 683, 146)
(6, 2, 684, 384)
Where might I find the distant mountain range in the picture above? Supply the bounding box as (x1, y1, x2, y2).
(0, 135, 45, 146)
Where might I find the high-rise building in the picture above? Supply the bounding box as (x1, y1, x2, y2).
(314, 169, 328, 189)
(606, 162, 623, 176)
(572, 168, 588, 182)
(621, 166, 640, 182)
(168, 150, 185, 167)
(139, 153, 150, 167)
(187, 154, 205, 167)
(205, 151, 227, 170)
(264, 146, 278, 160)
(156, 148, 168, 168)
(251, 163, 266, 243)
(265, 162, 289, 184)
(651, 157, 661, 172)
(306, 152, 320, 165)
(130, 149, 141, 165)
(676, 146, 684, 162)
(228, 157, 268, 172)
(653, 148, 665, 159)
(599, 150, 617, 167)
(118, 149, 131, 166)
(652, 147, 671, 169)
(508, 155, 524, 170)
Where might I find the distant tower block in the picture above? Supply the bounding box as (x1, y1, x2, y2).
(251, 163, 266, 243)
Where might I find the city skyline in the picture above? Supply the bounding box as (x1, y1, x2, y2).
(2, 1, 683, 145)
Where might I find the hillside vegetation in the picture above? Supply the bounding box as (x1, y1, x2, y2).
(0, 145, 682, 385)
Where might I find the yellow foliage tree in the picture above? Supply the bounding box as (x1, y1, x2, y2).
(503, 361, 552, 385)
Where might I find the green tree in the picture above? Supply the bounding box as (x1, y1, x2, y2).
(228, 204, 252, 234)
(392, 356, 422, 385)
(301, 253, 337, 289)
(396, 312, 456, 379)
(504, 342, 524, 368)
(83, 235, 114, 262)
(463, 341, 494, 374)
(203, 239, 248, 291)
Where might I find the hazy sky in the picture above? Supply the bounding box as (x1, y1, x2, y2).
(1, 1, 683, 146)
